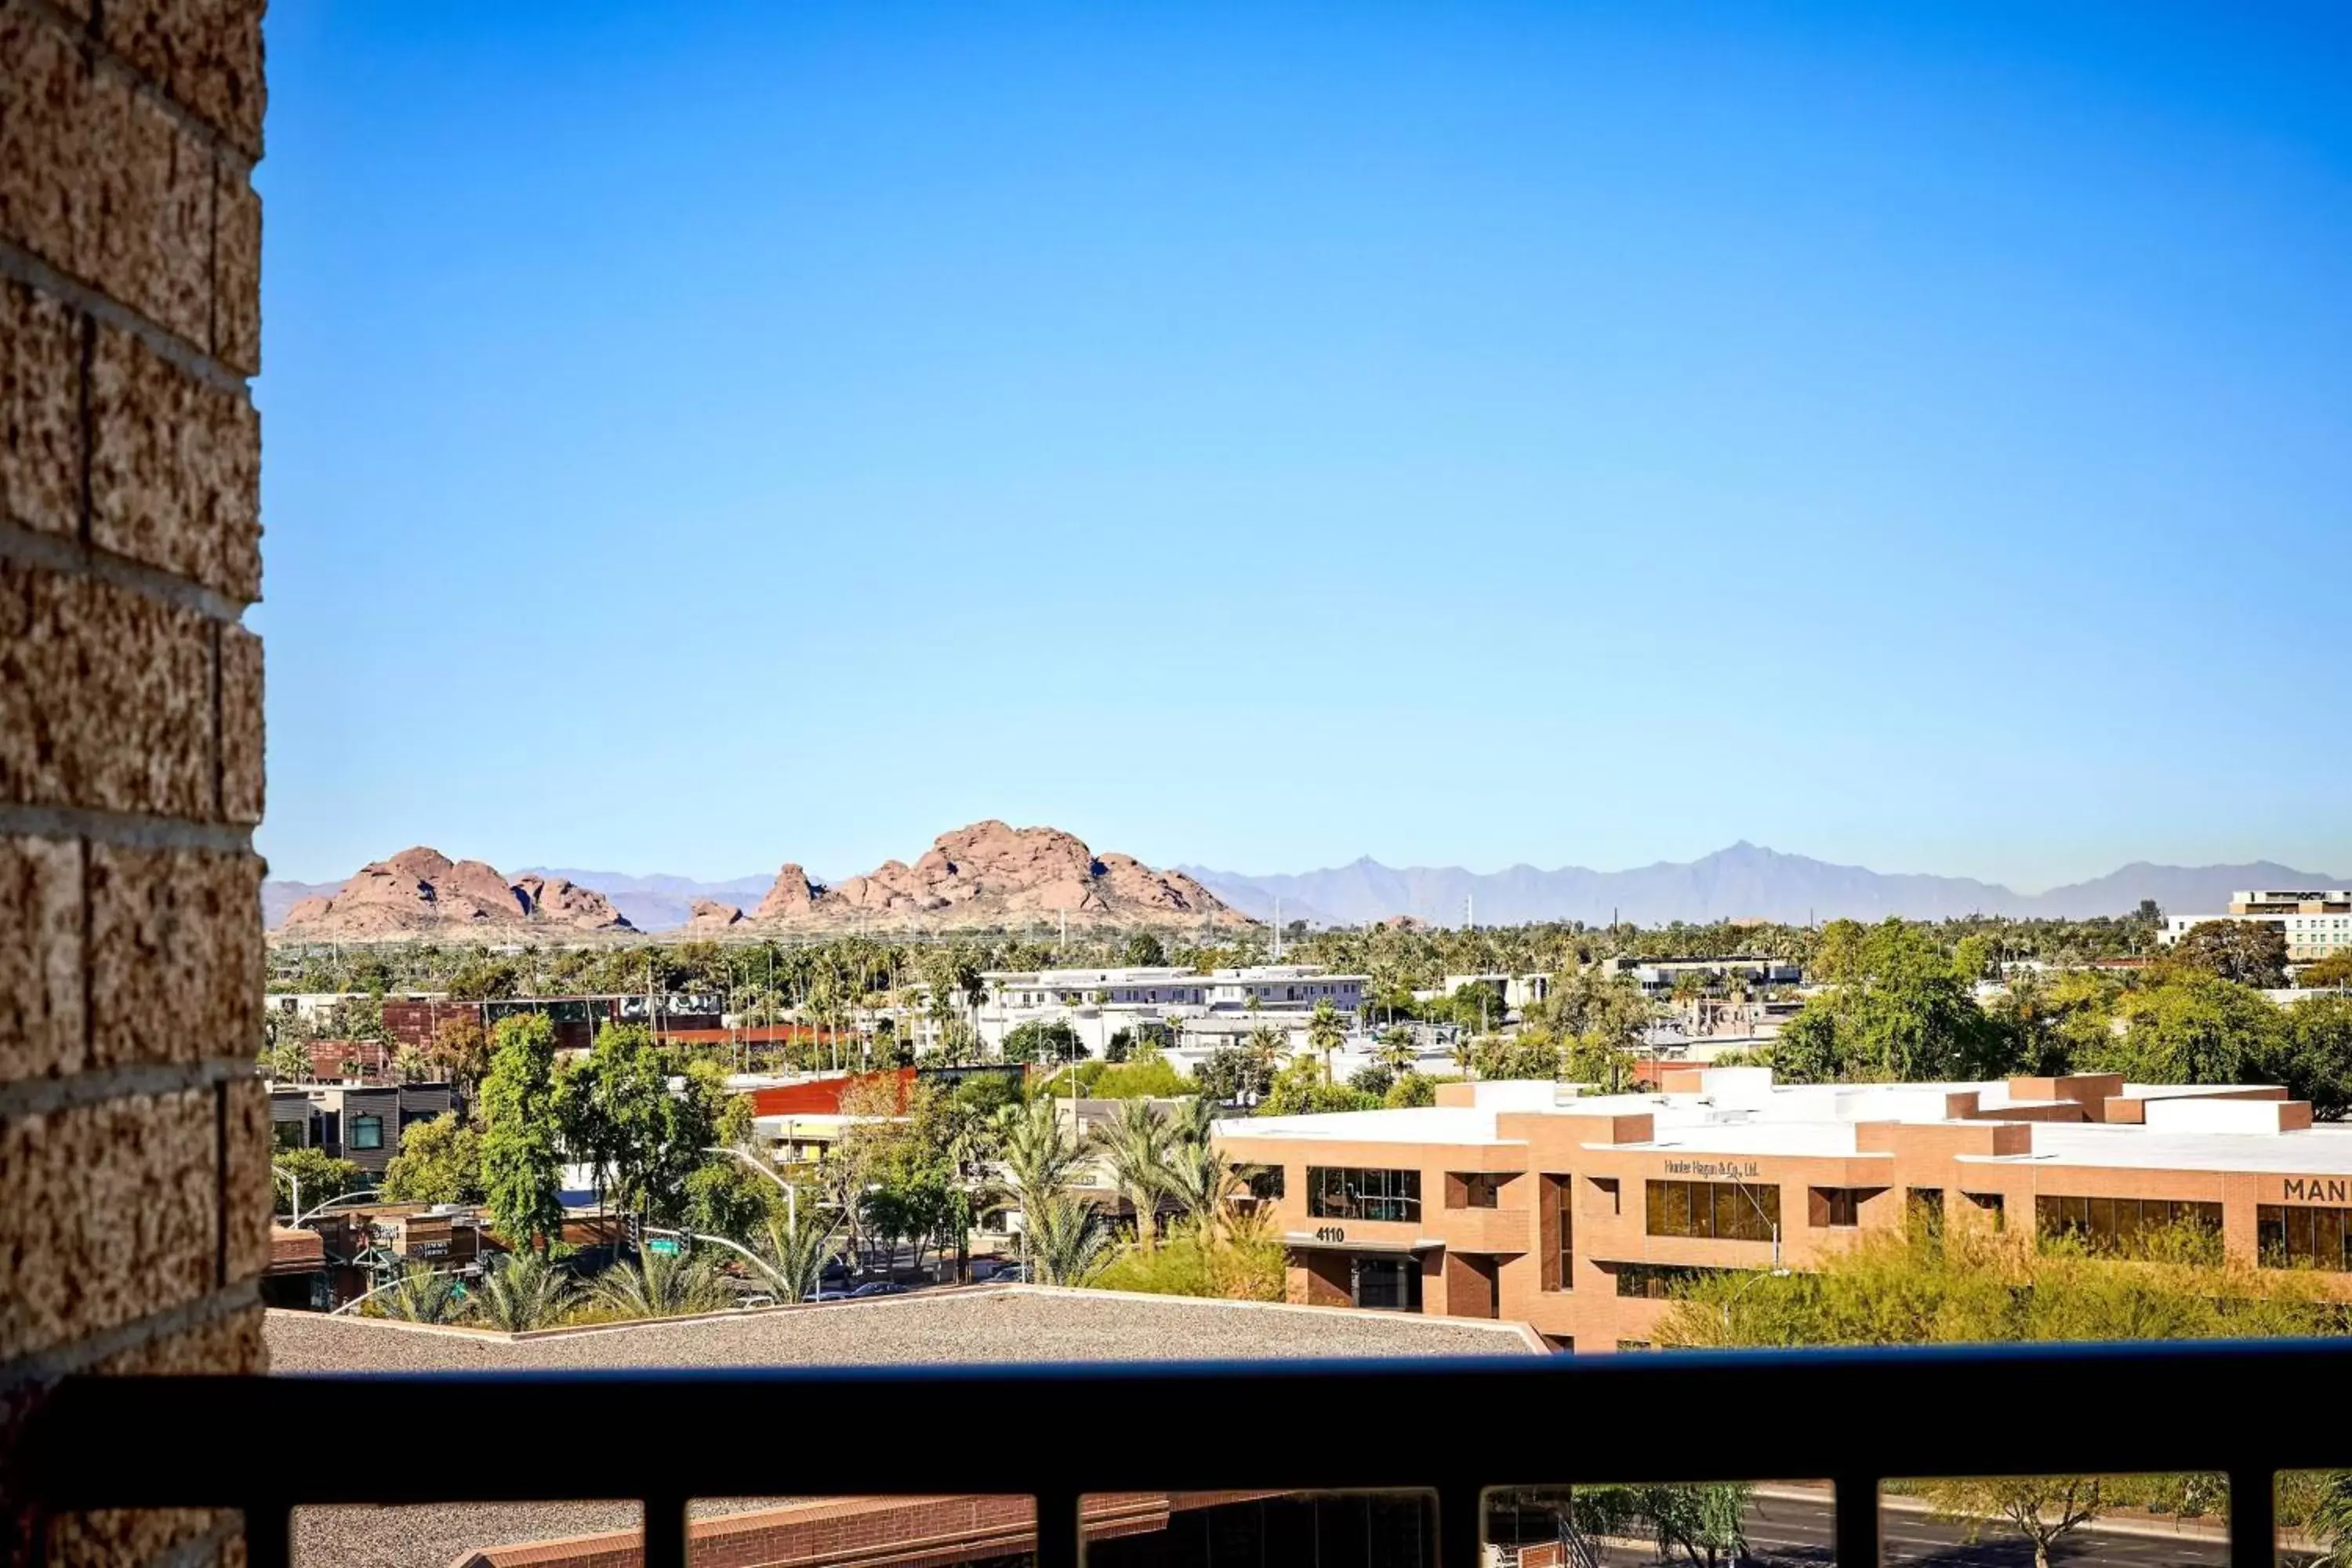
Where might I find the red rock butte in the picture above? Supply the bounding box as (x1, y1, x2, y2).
(276, 847, 633, 938)
(750, 820, 1252, 931)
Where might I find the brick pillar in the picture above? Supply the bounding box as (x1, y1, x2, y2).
(1, 0, 268, 1563)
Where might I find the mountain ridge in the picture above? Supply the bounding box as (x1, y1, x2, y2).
(1178, 844, 2348, 928)
(265, 842, 2348, 934)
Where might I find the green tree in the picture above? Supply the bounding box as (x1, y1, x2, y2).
(590, 1247, 732, 1319)
(2267, 995, 2352, 1121)
(2299, 952, 2352, 990)
(428, 1013, 492, 1096)
(1024, 1191, 1113, 1286)
(752, 1202, 842, 1303)
(271, 1147, 365, 1216)
(1193, 1044, 1273, 1105)
(2171, 920, 2290, 989)
(471, 1251, 575, 1331)
(561, 1025, 727, 1229)
(1305, 998, 1348, 1083)
(2089, 972, 2284, 1087)
(1096, 1099, 1177, 1249)
(377, 1114, 484, 1205)
(479, 1012, 565, 1252)
(1773, 920, 2019, 1083)
(377, 1263, 463, 1324)
(1255, 1055, 1379, 1116)
(996, 1094, 1089, 1212)
(1474, 1028, 1563, 1081)
(260, 1034, 310, 1083)
(1121, 931, 1167, 967)
(1001, 1019, 1084, 1064)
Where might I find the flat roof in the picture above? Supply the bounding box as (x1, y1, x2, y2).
(1218, 1107, 1511, 1145)
(269, 1288, 1535, 1568)
(1214, 1070, 2352, 1174)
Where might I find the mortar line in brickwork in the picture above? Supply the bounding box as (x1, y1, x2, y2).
(0, 1279, 259, 1393)
(15, 0, 263, 174)
(0, 239, 252, 398)
(0, 1055, 258, 1121)
(0, 802, 255, 853)
(0, 518, 252, 625)
(211, 620, 227, 820)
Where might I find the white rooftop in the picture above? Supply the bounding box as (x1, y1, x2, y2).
(1214, 1068, 2352, 1174)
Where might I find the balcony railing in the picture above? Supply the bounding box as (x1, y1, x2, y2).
(20, 1338, 2351, 1568)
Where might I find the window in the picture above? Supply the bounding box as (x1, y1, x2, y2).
(1964, 1192, 2006, 1231)
(1234, 1163, 1285, 1202)
(350, 1114, 385, 1151)
(2259, 1205, 2352, 1271)
(1540, 1173, 1573, 1292)
(1614, 1262, 1728, 1299)
(1644, 1179, 1779, 1242)
(1907, 1187, 1945, 1229)
(271, 1120, 305, 1152)
(1308, 1167, 1422, 1224)
(2034, 1194, 2221, 1254)
(1351, 1257, 1422, 1311)
(1448, 1172, 1505, 1209)
(1812, 1187, 1862, 1228)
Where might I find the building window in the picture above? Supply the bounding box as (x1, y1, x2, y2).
(271, 1120, 305, 1152)
(1645, 1179, 1779, 1242)
(1351, 1257, 1423, 1311)
(2034, 1194, 2222, 1254)
(1234, 1164, 1285, 1202)
(1614, 1262, 1729, 1299)
(1963, 1192, 2006, 1231)
(1447, 1172, 1506, 1209)
(1308, 1167, 1422, 1224)
(1811, 1187, 1863, 1229)
(350, 1114, 385, 1152)
(2259, 1206, 2352, 1271)
(1540, 1173, 1573, 1293)
(1907, 1187, 1945, 1230)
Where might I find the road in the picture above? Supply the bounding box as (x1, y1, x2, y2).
(1727, 1491, 2234, 1568)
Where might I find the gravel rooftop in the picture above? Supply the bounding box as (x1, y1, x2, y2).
(269, 1287, 1535, 1566)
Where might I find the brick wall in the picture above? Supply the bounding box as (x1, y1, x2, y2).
(1, 0, 267, 1563)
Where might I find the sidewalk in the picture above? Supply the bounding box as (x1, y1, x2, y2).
(1751, 1481, 2317, 1552)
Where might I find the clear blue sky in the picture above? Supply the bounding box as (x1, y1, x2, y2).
(255, 3, 2352, 891)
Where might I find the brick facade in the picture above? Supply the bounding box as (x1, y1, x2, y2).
(1, 0, 269, 1563)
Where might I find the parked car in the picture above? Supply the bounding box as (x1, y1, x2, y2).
(848, 1280, 909, 1298)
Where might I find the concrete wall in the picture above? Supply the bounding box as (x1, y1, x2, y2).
(2, 0, 269, 1561)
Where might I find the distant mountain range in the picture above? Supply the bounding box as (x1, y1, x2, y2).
(264, 840, 2347, 934)
(1177, 844, 2350, 928)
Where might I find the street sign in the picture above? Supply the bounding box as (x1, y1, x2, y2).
(647, 1237, 681, 1256)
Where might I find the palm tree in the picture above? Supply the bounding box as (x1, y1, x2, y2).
(996, 1094, 1090, 1213)
(1023, 1192, 1113, 1287)
(473, 1250, 575, 1331)
(1160, 1137, 1247, 1240)
(1374, 1026, 1418, 1080)
(753, 1205, 842, 1304)
(1096, 1100, 1176, 1250)
(591, 1247, 731, 1320)
(1243, 1024, 1285, 1093)
(1306, 999, 1347, 1084)
(379, 1263, 462, 1324)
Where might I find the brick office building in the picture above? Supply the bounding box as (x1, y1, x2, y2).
(1217, 1067, 2352, 1350)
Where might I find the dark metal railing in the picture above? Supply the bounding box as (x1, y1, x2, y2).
(20, 1338, 2352, 1567)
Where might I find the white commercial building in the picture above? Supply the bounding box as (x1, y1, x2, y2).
(975, 964, 1368, 1059)
(2159, 890, 2352, 963)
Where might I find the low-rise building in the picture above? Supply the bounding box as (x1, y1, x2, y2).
(2161, 890, 2352, 962)
(975, 964, 1367, 1058)
(1216, 1066, 2352, 1352)
(269, 1082, 456, 1177)
(1602, 956, 1804, 998)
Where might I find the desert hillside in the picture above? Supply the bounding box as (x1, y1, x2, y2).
(275, 848, 633, 938)
(752, 820, 1250, 931)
